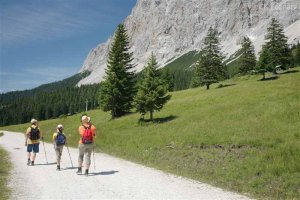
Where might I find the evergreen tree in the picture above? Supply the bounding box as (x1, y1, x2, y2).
(292, 42, 300, 66)
(239, 36, 256, 75)
(256, 47, 270, 80)
(194, 27, 226, 90)
(161, 68, 174, 92)
(100, 24, 136, 119)
(190, 64, 202, 88)
(135, 54, 171, 121)
(258, 18, 292, 73)
(0, 83, 100, 126)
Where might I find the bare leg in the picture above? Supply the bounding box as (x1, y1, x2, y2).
(32, 153, 36, 161)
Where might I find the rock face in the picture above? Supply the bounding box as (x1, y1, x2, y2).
(78, 0, 300, 86)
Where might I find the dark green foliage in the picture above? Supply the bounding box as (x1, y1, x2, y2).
(172, 69, 194, 90)
(161, 68, 174, 91)
(224, 49, 243, 78)
(239, 37, 257, 75)
(100, 24, 136, 119)
(193, 27, 226, 90)
(0, 83, 100, 127)
(296, 44, 300, 65)
(0, 72, 99, 126)
(258, 18, 292, 74)
(291, 42, 300, 66)
(162, 51, 201, 91)
(257, 48, 271, 79)
(190, 64, 202, 88)
(135, 54, 171, 121)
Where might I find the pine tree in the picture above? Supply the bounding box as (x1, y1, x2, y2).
(292, 42, 300, 66)
(161, 68, 174, 92)
(100, 24, 136, 119)
(134, 54, 171, 121)
(239, 36, 256, 75)
(195, 27, 226, 90)
(258, 18, 292, 73)
(257, 47, 270, 80)
(190, 64, 202, 88)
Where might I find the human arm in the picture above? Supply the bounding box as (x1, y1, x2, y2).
(52, 133, 56, 145)
(91, 125, 97, 139)
(25, 128, 30, 146)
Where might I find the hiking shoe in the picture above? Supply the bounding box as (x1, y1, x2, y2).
(31, 161, 34, 166)
(57, 165, 60, 170)
(85, 169, 89, 176)
(27, 159, 31, 166)
(76, 167, 82, 174)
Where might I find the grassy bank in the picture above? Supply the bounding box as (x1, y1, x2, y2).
(0, 132, 11, 200)
(3, 67, 300, 199)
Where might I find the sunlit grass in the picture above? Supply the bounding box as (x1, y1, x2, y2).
(3, 67, 300, 199)
(0, 134, 11, 200)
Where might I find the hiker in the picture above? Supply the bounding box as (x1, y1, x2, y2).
(25, 119, 42, 166)
(77, 115, 96, 176)
(52, 124, 66, 170)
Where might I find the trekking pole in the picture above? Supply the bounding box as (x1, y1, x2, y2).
(42, 138, 48, 163)
(93, 145, 96, 170)
(66, 144, 74, 168)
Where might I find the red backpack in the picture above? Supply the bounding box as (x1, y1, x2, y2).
(81, 124, 93, 144)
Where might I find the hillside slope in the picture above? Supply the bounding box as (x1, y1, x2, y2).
(4, 67, 300, 199)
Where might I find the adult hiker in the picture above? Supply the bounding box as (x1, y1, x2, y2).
(25, 118, 42, 166)
(77, 115, 96, 176)
(52, 124, 66, 170)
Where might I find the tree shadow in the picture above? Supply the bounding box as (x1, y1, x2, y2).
(88, 170, 119, 176)
(138, 115, 178, 125)
(108, 111, 136, 121)
(279, 70, 299, 75)
(216, 83, 236, 89)
(258, 76, 279, 81)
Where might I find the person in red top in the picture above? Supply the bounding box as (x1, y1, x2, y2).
(76, 115, 96, 176)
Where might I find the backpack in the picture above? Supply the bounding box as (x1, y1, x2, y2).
(29, 127, 40, 140)
(56, 132, 66, 145)
(81, 124, 93, 144)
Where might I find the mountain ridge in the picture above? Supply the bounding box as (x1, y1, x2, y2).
(78, 0, 300, 86)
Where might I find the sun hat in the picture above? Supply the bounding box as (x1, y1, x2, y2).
(30, 119, 37, 124)
(57, 124, 63, 129)
(81, 115, 88, 123)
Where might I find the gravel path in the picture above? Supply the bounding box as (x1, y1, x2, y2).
(0, 131, 251, 200)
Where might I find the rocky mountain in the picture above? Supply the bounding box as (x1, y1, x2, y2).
(77, 0, 300, 86)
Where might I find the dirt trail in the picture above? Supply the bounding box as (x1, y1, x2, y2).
(0, 131, 251, 200)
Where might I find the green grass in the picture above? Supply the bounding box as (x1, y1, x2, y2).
(3, 67, 300, 199)
(0, 132, 11, 200)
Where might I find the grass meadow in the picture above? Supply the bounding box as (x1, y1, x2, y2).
(0, 132, 11, 200)
(3, 67, 300, 199)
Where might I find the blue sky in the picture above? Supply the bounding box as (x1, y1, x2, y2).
(0, 0, 137, 93)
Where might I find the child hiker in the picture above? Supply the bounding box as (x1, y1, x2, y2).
(52, 124, 66, 170)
